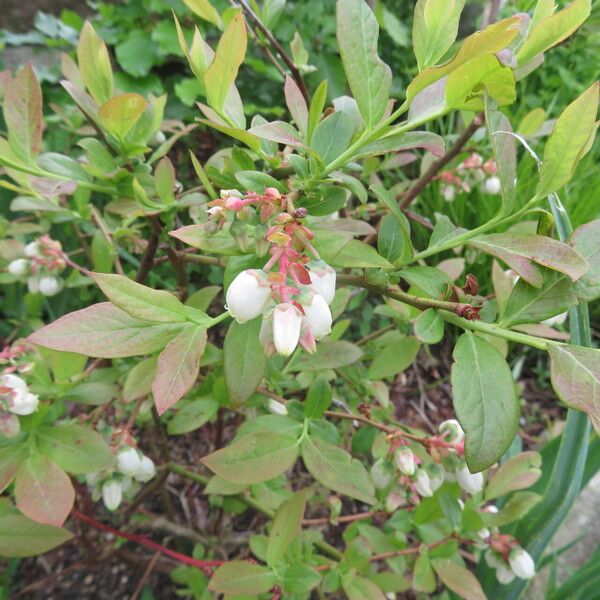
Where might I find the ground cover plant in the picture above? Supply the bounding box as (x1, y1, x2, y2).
(0, 0, 599, 598)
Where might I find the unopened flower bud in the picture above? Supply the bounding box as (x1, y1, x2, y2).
(456, 465, 484, 494)
(102, 480, 122, 511)
(414, 469, 433, 497)
(394, 448, 415, 476)
(135, 455, 156, 483)
(226, 270, 272, 323)
(307, 260, 336, 305)
(39, 276, 63, 297)
(371, 459, 392, 490)
(427, 464, 445, 493)
(149, 130, 166, 146)
(302, 292, 332, 339)
(485, 550, 504, 569)
(264, 187, 281, 200)
(273, 303, 303, 356)
(8, 258, 29, 277)
(509, 547, 535, 579)
(496, 564, 515, 585)
(483, 176, 501, 195)
(385, 490, 405, 512)
(267, 398, 288, 416)
(439, 419, 464, 443)
(24, 241, 41, 258)
(442, 185, 456, 202)
(117, 446, 142, 478)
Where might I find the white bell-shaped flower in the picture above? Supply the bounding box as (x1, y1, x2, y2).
(272, 303, 302, 356)
(414, 469, 433, 497)
(267, 398, 288, 416)
(225, 269, 272, 323)
(439, 419, 464, 443)
(509, 547, 535, 579)
(102, 480, 123, 511)
(117, 446, 142, 478)
(135, 455, 156, 483)
(24, 241, 42, 258)
(307, 260, 336, 304)
(456, 465, 484, 494)
(7, 258, 29, 277)
(302, 292, 332, 339)
(442, 185, 456, 202)
(39, 276, 62, 297)
(483, 176, 501, 195)
(0, 374, 39, 416)
(496, 564, 516, 585)
(394, 448, 415, 476)
(371, 459, 392, 490)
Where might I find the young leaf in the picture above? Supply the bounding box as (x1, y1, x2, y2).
(311, 111, 355, 164)
(247, 121, 304, 148)
(549, 344, 600, 432)
(284, 76, 309, 136)
(414, 309, 445, 344)
(336, 0, 392, 127)
(283, 564, 322, 594)
(27, 303, 185, 358)
(485, 451, 542, 500)
(77, 21, 114, 105)
(536, 82, 599, 198)
(267, 490, 307, 566)
(301, 435, 376, 504)
(15, 454, 75, 527)
(0, 513, 73, 558)
(36, 424, 116, 474)
(98, 93, 147, 139)
(181, 0, 223, 28)
(412, 0, 466, 71)
(306, 80, 328, 144)
(0, 446, 27, 494)
(570, 219, 600, 301)
(154, 157, 176, 205)
(224, 319, 267, 406)
(431, 558, 486, 600)
(152, 325, 207, 415)
(204, 12, 247, 116)
(451, 332, 519, 472)
(208, 561, 276, 595)
(201, 432, 299, 484)
(342, 574, 387, 600)
(123, 354, 159, 402)
(304, 376, 333, 419)
(359, 130, 445, 158)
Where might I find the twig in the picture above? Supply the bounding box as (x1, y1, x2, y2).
(130, 551, 160, 600)
(301, 510, 395, 526)
(237, 0, 310, 104)
(136, 221, 160, 284)
(399, 114, 484, 210)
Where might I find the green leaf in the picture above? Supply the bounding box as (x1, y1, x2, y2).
(201, 432, 299, 484)
(412, 0, 465, 71)
(181, 0, 223, 28)
(301, 434, 376, 504)
(413, 552, 436, 593)
(168, 398, 220, 435)
(267, 490, 307, 566)
(501, 271, 577, 327)
(15, 454, 74, 527)
(154, 157, 176, 205)
(204, 12, 247, 115)
(378, 213, 406, 264)
(235, 170, 286, 194)
(570, 219, 600, 301)
(123, 354, 158, 402)
(208, 561, 277, 595)
(77, 21, 114, 104)
(469, 233, 588, 288)
(451, 332, 519, 472)
(91, 231, 115, 273)
(517, 0, 591, 67)
(481, 491, 541, 527)
(336, 0, 391, 127)
(0, 446, 27, 493)
(115, 30, 158, 78)
(170, 223, 242, 255)
(304, 376, 333, 419)
(186, 286, 222, 312)
(549, 344, 600, 432)
(27, 303, 186, 358)
(312, 230, 393, 269)
(536, 82, 599, 197)
(224, 319, 267, 407)
(283, 564, 322, 593)
(311, 111, 354, 164)
(3, 64, 43, 164)
(288, 341, 363, 371)
(306, 80, 328, 144)
(36, 424, 115, 474)
(247, 121, 304, 148)
(92, 273, 197, 324)
(400, 266, 452, 299)
(99, 94, 147, 139)
(431, 558, 486, 600)
(367, 336, 420, 380)
(414, 309, 444, 344)
(0, 512, 73, 558)
(343, 574, 387, 600)
(359, 130, 445, 158)
(152, 326, 207, 414)
(204, 475, 247, 495)
(485, 451, 542, 500)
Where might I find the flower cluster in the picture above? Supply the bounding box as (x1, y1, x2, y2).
(87, 445, 156, 512)
(485, 539, 536, 584)
(215, 188, 336, 356)
(439, 153, 501, 201)
(6, 235, 66, 296)
(0, 349, 39, 437)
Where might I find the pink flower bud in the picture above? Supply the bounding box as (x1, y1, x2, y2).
(226, 270, 272, 323)
(272, 303, 302, 356)
(307, 260, 336, 305)
(385, 490, 405, 512)
(302, 292, 332, 339)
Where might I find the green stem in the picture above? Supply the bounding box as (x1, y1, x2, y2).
(208, 311, 231, 328)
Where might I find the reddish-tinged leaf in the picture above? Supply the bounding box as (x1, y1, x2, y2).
(284, 76, 308, 135)
(0, 446, 27, 493)
(431, 559, 486, 600)
(570, 218, 600, 301)
(485, 451, 542, 500)
(248, 121, 304, 147)
(27, 303, 185, 358)
(208, 562, 277, 595)
(152, 325, 207, 414)
(15, 455, 74, 527)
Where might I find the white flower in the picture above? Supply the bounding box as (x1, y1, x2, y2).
(8, 258, 29, 277)
(439, 419, 464, 443)
(135, 455, 156, 483)
(307, 260, 336, 305)
(442, 185, 456, 202)
(267, 398, 288, 416)
(39, 276, 63, 297)
(485, 550, 504, 569)
(102, 480, 122, 511)
(485, 504, 499, 514)
(117, 447, 142, 478)
(27, 275, 41, 294)
(394, 448, 415, 476)
(428, 466, 445, 493)
(496, 564, 516, 585)
(542, 312, 568, 328)
(414, 469, 433, 497)
(456, 465, 484, 494)
(24, 241, 41, 258)
(225, 269, 272, 323)
(302, 292, 332, 339)
(0, 374, 39, 416)
(385, 490, 404, 512)
(272, 303, 303, 356)
(483, 176, 501, 195)
(509, 547, 535, 579)
(371, 459, 392, 490)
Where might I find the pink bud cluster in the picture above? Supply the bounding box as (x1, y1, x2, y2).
(439, 153, 501, 201)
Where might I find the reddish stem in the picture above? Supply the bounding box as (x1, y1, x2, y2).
(71, 510, 224, 575)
